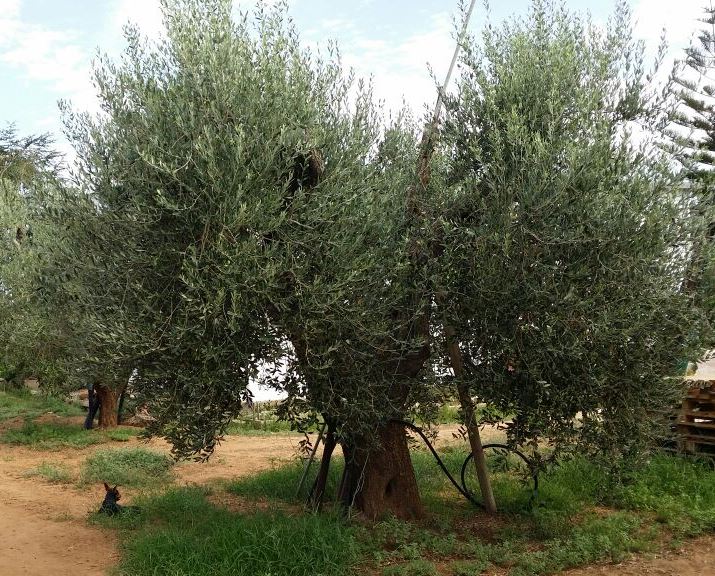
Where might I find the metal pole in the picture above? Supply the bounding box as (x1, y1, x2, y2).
(430, 0, 478, 125)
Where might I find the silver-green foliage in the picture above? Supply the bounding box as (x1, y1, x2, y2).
(59, 0, 709, 465)
(61, 0, 419, 457)
(439, 0, 709, 458)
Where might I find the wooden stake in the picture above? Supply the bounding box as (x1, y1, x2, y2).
(443, 322, 497, 513)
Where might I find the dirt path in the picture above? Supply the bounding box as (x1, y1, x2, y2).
(0, 429, 305, 576)
(0, 424, 713, 576)
(562, 537, 715, 576)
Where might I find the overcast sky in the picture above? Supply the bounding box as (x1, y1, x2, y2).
(0, 0, 708, 161)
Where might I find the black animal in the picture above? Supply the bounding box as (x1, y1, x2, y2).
(99, 482, 140, 516)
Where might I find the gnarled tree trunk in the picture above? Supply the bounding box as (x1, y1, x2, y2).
(339, 421, 424, 520)
(95, 383, 123, 428)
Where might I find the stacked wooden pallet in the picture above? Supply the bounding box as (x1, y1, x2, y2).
(677, 382, 715, 458)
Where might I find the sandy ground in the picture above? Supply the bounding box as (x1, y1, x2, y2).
(562, 537, 715, 576)
(0, 421, 712, 576)
(0, 424, 305, 576)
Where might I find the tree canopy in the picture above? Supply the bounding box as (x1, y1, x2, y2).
(0, 126, 79, 388)
(438, 0, 709, 461)
(2, 0, 709, 518)
(60, 0, 428, 460)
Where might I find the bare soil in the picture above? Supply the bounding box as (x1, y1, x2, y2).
(0, 422, 712, 576)
(561, 537, 715, 576)
(0, 428, 303, 576)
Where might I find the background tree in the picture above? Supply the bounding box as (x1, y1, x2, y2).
(665, 1, 715, 327)
(0, 126, 73, 389)
(0, 126, 125, 426)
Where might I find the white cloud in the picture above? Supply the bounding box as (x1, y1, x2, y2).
(0, 0, 21, 38)
(111, 0, 164, 40)
(0, 2, 97, 118)
(338, 11, 457, 117)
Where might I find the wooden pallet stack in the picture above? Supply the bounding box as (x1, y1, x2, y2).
(677, 381, 715, 458)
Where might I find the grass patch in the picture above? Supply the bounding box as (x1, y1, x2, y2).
(2, 422, 105, 449)
(0, 389, 83, 422)
(506, 512, 653, 575)
(229, 457, 343, 504)
(24, 461, 73, 483)
(1, 421, 140, 449)
(108, 449, 715, 576)
(382, 559, 437, 576)
(82, 447, 174, 487)
(106, 486, 359, 576)
(103, 427, 140, 442)
(615, 454, 715, 536)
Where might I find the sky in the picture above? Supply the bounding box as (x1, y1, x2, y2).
(0, 0, 708, 161)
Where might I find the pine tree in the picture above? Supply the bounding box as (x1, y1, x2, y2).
(667, 3, 715, 323)
(669, 3, 715, 183)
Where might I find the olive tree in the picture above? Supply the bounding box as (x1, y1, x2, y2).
(62, 0, 432, 517)
(439, 0, 709, 464)
(60, 0, 710, 521)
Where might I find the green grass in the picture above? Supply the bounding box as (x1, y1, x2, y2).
(2, 421, 106, 449)
(81, 447, 174, 487)
(0, 389, 83, 422)
(382, 559, 437, 575)
(615, 455, 715, 536)
(103, 486, 359, 576)
(1, 421, 140, 449)
(229, 457, 343, 504)
(24, 461, 73, 483)
(103, 427, 140, 442)
(103, 448, 715, 576)
(225, 419, 296, 435)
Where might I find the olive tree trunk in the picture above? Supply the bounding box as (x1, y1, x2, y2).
(339, 421, 424, 520)
(95, 383, 123, 428)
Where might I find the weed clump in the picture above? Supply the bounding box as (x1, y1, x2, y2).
(82, 447, 174, 487)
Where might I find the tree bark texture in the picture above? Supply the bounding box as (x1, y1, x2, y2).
(95, 383, 122, 428)
(339, 421, 425, 520)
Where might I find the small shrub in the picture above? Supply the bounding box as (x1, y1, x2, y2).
(82, 447, 174, 487)
(24, 461, 73, 483)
